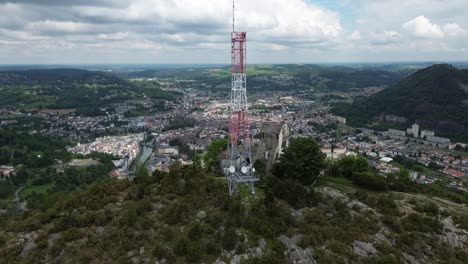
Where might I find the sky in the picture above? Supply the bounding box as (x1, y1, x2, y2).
(0, 0, 467, 64)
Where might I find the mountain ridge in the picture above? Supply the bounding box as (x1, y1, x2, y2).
(333, 64, 468, 141)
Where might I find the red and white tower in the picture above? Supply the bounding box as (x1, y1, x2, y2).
(225, 1, 258, 195)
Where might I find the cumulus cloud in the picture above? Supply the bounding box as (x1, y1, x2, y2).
(443, 23, 467, 37)
(402, 16, 444, 39)
(0, 1, 342, 50)
(0, 0, 467, 63)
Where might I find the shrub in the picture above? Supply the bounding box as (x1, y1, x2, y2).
(221, 228, 238, 250)
(174, 237, 190, 256)
(414, 202, 439, 217)
(152, 243, 169, 260)
(401, 213, 443, 234)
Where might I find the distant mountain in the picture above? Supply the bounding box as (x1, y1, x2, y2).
(0, 68, 178, 115)
(333, 64, 468, 140)
(0, 68, 127, 85)
(112, 64, 410, 91)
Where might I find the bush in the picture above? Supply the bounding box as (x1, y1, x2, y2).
(352, 172, 388, 191)
(186, 243, 202, 263)
(163, 200, 190, 224)
(62, 228, 83, 242)
(221, 228, 238, 250)
(152, 243, 169, 260)
(187, 222, 204, 241)
(174, 237, 190, 256)
(414, 202, 439, 217)
(401, 213, 443, 234)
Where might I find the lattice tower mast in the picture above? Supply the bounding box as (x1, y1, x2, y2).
(225, 0, 258, 195)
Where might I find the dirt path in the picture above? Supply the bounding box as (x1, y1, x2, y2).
(14, 186, 28, 212)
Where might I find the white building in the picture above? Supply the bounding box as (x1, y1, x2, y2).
(406, 123, 419, 137)
(420, 130, 435, 139)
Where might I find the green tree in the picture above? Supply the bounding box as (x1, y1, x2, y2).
(273, 137, 326, 186)
(203, 139, 228, 170)
(336, 156, 369, 178)
(136, 165, 149, 178)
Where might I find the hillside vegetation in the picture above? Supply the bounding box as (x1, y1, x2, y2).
(0, 69, 179, 115)
(333, 64, 468, 140)
(115, 64, 409, 92)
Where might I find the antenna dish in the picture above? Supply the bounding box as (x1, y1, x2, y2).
(229, 166, 235, 173)
(241, 166, 248, 174)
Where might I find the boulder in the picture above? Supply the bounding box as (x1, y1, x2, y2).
(197, 210, 207, 219)
(353, 241, 378, 257)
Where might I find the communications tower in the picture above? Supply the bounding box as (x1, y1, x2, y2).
(225, 1, 258, 195)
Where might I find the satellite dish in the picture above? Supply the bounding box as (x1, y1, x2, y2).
(241, 166, 248, 174)
(229, 166, 235, 173)
(252, 167, 256, 172)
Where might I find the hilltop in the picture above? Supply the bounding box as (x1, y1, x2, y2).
(0, 164, 467, 264)
(0, 69, 126, 85)
(333, 64, 468, 140)
(0, 68, 178, 115)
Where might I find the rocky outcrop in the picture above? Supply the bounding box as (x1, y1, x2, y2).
(402, 253, 420, 264)
(279, 235, 316, 264)
(229, 239, 266, 264)
(352, 241, 377, 257)
(440, 217, 468, 248)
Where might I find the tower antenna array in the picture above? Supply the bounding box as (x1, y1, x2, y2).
(225, 0, 258, 195)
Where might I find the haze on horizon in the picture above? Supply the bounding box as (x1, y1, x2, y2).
(0, 0, 467, 65)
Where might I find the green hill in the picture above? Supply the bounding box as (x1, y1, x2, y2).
(0, 69, 178, 115)
(333, 64, 468, 140)
(115, 64, 409, 92)
(0, 164, 467, 263)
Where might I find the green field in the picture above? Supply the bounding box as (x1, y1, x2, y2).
(20, 183, 53, 199)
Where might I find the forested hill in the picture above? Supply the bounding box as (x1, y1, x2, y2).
(113, 64, 410, 91)
(333, 64, 468, 140)
(0, 68, 178, 115)
(0, 69, 126, 85)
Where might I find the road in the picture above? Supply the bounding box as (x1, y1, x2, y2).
(14, 186, 28, 212)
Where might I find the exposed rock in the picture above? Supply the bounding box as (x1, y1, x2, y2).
(317, 187, 376, 214)
(48, 233, 62, 248)
(229, 239, 266, 264)
(352, 241, 377, 257)
(20, 232, 38, 257)
(279, 235, 316, 264)
(373, 227, 394, 246)
(197, 210, 207, 220)
(440, 217, 468, 248)
(231, 254, 248, 264)
(131, 256, 140, 264)
(259, 239, 266, 250)
(279, 235, 302, 252)
(213, 259, 226, 264)
(289, 248, 315, 264)
(95, 226, 105, 234)
(402, 253, 420, 264)
(291, 208, 304, 219)
(317, 187, 347, 200)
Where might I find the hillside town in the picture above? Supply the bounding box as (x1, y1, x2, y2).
(1, 81, 467, 194)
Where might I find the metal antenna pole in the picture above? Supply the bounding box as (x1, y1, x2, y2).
(225, 0, 258, 195)
(232, 0, 235, 32)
